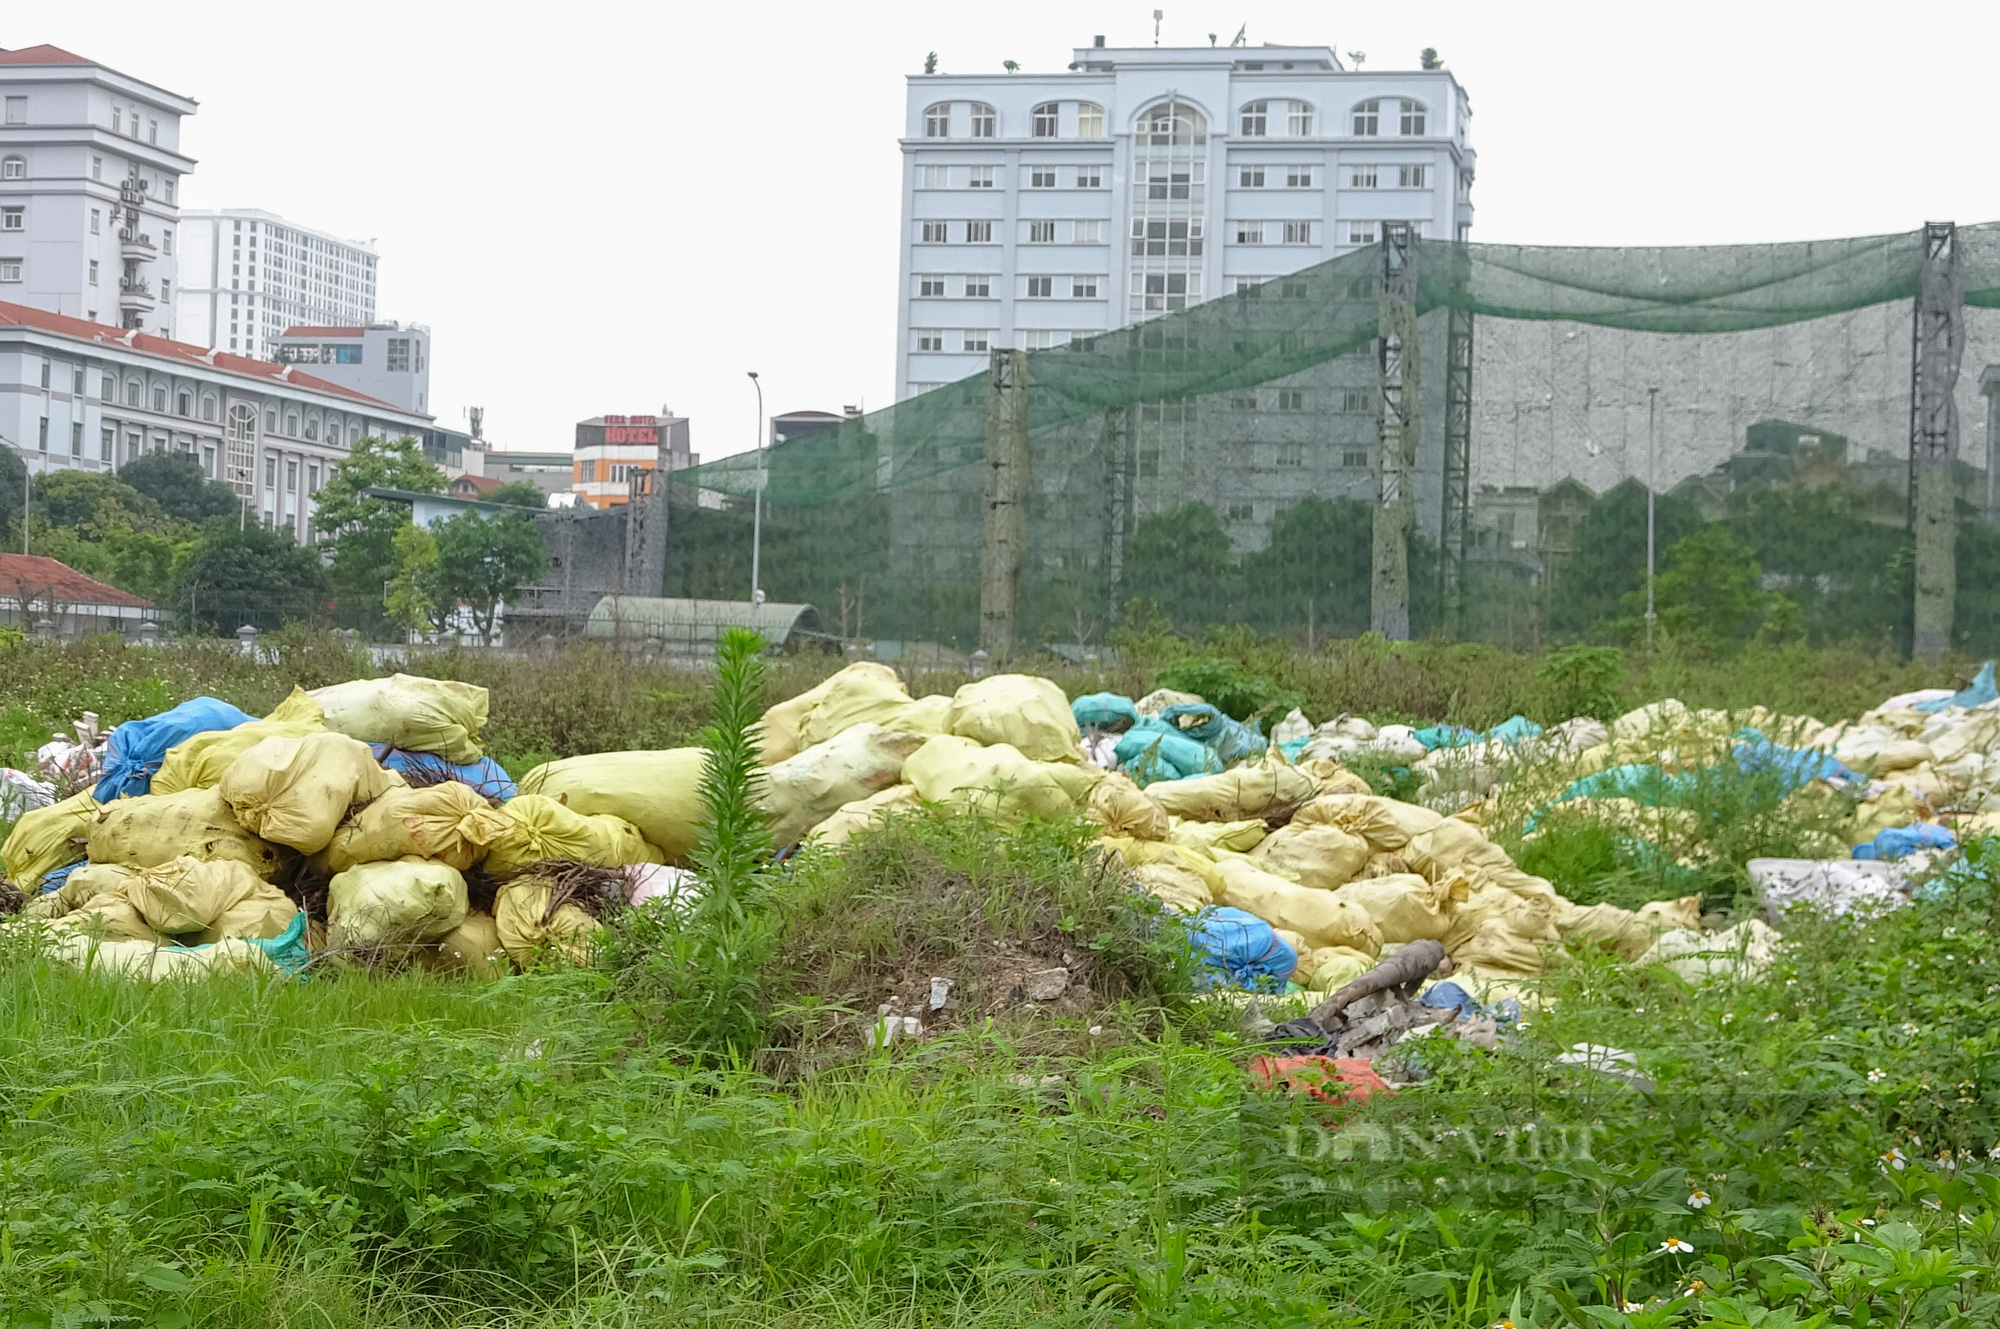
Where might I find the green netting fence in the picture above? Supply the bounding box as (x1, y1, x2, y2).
(667, 223, 2000, 657)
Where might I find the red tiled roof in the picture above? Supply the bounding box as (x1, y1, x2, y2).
(450, 473, 503, 493)
(280, 326, 366, 338)
(0, 300, 426, 417)
(0, 554, 153, 609)
(0, 45, 93, 66)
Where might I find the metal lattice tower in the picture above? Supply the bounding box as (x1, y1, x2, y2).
(1441, 297, 1475, 631)
(1371, 225, 1421, 640)
(1910, 221, 1964, 663)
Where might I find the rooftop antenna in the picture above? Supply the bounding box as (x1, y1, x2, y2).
(467, 405, 483, 441)
(1346, 49, 1367, 68)
(1153, 9, 1162, 45)
(1230, 23, 1247, 46)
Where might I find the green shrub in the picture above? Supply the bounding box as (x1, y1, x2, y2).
(1153, 654, 1300, 722)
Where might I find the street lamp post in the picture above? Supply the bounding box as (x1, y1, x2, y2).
(747, 371, 764, 606)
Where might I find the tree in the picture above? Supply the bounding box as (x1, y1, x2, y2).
(172, 522, 330, 633)
(310, 436, 446, 626)
(117, 452, 242, 524)
(432, 509, 548, 645)
(1546, 480, 1704, 639)
(484, 480, 550, 508)
(0, 445, 24, 537)
(31, 470, 164, 536)
(1120, 501, 1240, 634)
(1624, 524, 1770, 653)
(384, 523, 445, 639)
(1243, 497, 1372, 640)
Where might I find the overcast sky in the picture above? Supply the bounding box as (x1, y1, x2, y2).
(18, 0, 2000, 462)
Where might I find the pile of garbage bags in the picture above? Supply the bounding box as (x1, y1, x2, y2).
(2, 674, 692, 979)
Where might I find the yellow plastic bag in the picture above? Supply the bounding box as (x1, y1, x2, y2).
(21, 860, 135, 921)
(317, 782, 512, 873)
(44, 934, 279, 980)
(1847, 786, 1923, 846)
(1250, 824, 1370, 891)
(1291, 793, 1443, 851)
(1085, 771, 1171, 841)
(152, 687, 325, 795)
(47, 887, 159, 943)
(1556, 899, 1701, 961)
(219, 732, 405, 853)
(1146, 757, 1315, 823)
(1130, 858, 1214, 913)
(328, 856, 469, 949)
(493, 877, 603, 967)
(422, 911, 510, 978)
(761, 723, 926, 845)
(944, 674, 1084, 763)
(1443, 883, 1559, 955)
(125, 856, 296, 943)
(518, 749, 707, 865)
(2, 788, 99, 890)
(1295, 758, 1375, 797)
(1097, 836, 1227, 897)
(1300, 944, 1377, 991)
(807, 784, 924, 847)
(87, 786, 284, 877)
(1213, 856, 1382, 955)
(1448, 919, 1550, 977)
(1335, 871, 1469, 944)
(1168, 817, 1267, 853)
(902, 734, 1099, 824)
(308, 673, 489, 764)
(484, 795, 661, 879)
(757, 662, 900, 764)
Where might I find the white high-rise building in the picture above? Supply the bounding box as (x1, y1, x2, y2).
(897, 40, 1474, 397)
(176, 209, 378, 359)
(0, 44, 196, 337)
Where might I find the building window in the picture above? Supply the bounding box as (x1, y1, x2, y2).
(100, 427, 115, 461)
(148, 118, 158, 144)
(69, 422, 82, 456)
(265, 407, 278, 433)
(1073, 219, 1104, 243)
(3, 97, 23, 125)
(1226, 503, 1252, 521)
(1238, 166, 1265, 188)
(966, 165, 995, 189)
(1240, 101, 1267, 136)
(101, 374, 113, 400)
(1137, 449, 1159, 478)
(1278, 389, 1306, 412)
(1286, 102, 1315, 136)
(90, 208, 100, 234)
(91, 156, 102, 181)
(160, 278, 170, 300)
(1353, 100, 1380, 135)
(387, 339, 411, 371)
(916, 329, 944, 352)
(162, 227, 173, 255)
(153, 385, 168, 412)
(308, 462, 321, 492)
(285, 411, 299, 435)
(1032, 102, 1059, 137)
(88, 259, 98, 285)
(1234, 221, 1266, 245)
(964, 275, 990, 297)
(962, 330, 989, 352)
(265, 455, 278, 491)
(37, 417, 48, 450)
(163, 179, 174, 203)
(968, 103, 995, 137)
(39, 360, 50, 389)
(1029, 167, 1056, 188)
(1, 207, 23, 231)
(965, 220, 992, 243)
(1078, 103, 1104, 136)
(1022, 330, 1062, 350)
(1347, 222, 1378, 245)
(1027, 220, 1056, 243)
(920, 220, 948, 243)
(1282, 220, 1315, 245)
(1286, 165, 1316, 188)
(304, 415, 319, 441)
(0, 157, 21, 180)
(0, 259, 18, 282)
(1351, 165, 1378, 189)
(918, 276, 946, 296)
(1343, 448, 1369, 468)
(286, 459, 299, 493)
(918, 164, 947, 188)
(923, 103, 950, 137)
(1026, 275, 1053, 297)
(1341, 389, 1370, 413)
(1399, 100, 1427, 135)
(1075, 165, 1102, 188)
(1398, 164, 1428, 188)
(1072, 276, 1098, 298)
(1277, 442, 1305, 468)
(125, 379, 142, 406)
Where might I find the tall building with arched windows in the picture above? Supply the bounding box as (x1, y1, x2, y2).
(896, 40, 1474, 399)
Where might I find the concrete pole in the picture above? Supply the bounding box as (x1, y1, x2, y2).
(1370, 227, 1420, 639)
(980, 348, 1029, 662)
(1909, 223, 1964, 664)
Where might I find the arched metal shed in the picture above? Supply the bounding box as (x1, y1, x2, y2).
(583, 596, 831, 655)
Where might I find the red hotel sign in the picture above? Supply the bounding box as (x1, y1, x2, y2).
(579, 414, 660, 446)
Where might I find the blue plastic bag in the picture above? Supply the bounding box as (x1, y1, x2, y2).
(38, 860, 83, 896)
(239, 910, 312, 976)
(1853, 823, 1956, 861)
(1413, 724, 1479, 751)
(1733, 728, 1862, 791)
(1072, 692, 1140, 732)
(1187, 906, 1297, 992)
(370, 745, 517, 802)
(95, 696, 255, 801)
(1483, 715, 1543, 745)
(1157, 702, 1268, 766)
(1115, 718, 1223, 785)
(1914, 661, 1997, 713)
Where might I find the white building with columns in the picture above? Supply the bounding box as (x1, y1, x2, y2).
(897, 40, 1474, 397)
(176, 209, 379, 360)
(0, 44, 195, 337)
(0, 298, 431, 541)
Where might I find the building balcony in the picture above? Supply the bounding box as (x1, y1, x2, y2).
(118, 278, 156, 312)
(118, 229, 156, 262)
